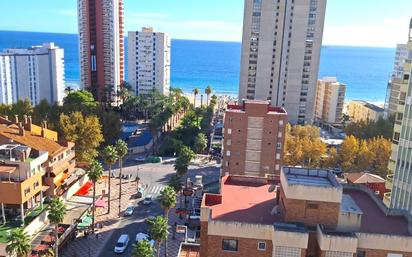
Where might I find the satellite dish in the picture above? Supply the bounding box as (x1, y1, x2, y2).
(268, 184, 276, 192)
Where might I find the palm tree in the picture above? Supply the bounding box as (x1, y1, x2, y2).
(6, 228, 31, 257)
(193, 88, 199, 107)
(147, 216, 168, 257)
(48, 198, 66, 257)
(115, 139, 128, 217)
(132, 240, 154, 257)
(102, 145, 118, 214)
(64, 86, 74, 95)
(87, 160, 104, 234)
(158, 186, 176, 257)
(205, 86, 212, 106)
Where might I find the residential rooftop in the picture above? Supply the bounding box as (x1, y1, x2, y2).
(351, 100, 384, 112)
(226, 100, 287, 114)
(344, 172, 385, 184)
(283, 166, 341, 188)
(203, 176, 279, 224)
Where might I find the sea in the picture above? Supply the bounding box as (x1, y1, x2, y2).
(0, 30, 396, 103)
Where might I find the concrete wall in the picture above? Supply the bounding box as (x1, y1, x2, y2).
(61, 174, 89, 201)
(316, 226, 357, 253)
(357, 233, 412, 252)
(24, 209, 49, 236)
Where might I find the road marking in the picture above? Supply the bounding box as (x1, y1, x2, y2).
(146, 185, 165, 195)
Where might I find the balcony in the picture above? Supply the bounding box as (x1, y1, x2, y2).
(383, 191, 391, 206)
(385, 174, 393, 190)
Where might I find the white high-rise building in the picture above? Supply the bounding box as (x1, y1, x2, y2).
(0, 43, 65, 105)
(238, 0, 327, 124)
(128, 27, 171, 95)
(314, 77, 345, 124)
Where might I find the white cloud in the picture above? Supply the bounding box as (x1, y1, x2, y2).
(323, 17, 411, 47)
(125, 12, 242, 41)
(52, 9, 77, 17)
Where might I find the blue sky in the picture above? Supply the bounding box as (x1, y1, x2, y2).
(0, 0, 411, 47)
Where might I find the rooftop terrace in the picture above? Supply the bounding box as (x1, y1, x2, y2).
(283, 167, 340, 188)
(203, 176, 278, 224)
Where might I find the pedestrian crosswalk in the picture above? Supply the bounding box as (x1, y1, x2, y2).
(144, 185, 165, 196)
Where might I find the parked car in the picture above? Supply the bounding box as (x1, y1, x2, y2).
(124, 205, 135, 216)
(133, 156, 146, 163)
(135, 232, 149, 242)
(143, 195, 153, 205)
(114, 234, 129, 253)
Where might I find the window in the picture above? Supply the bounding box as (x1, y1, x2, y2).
(276, 153, 281, 160)
(275, 164, 280, 170)
(24, 188, 30, 196)
(276, 142, 282, 150)
(306, 202, 318, 209)
(33, 181, 39, 189)
(227, 128, 232, 135)
(222, 239, 238, 252)
(226, 151, 231, 157)
(258, 241, 266, 251)
(226, 139, 232, 146)
(279, 120, 284, 126)
(387, 254, 403, 257)
(278, 132, 283, 138)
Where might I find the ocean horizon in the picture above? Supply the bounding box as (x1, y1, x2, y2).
(0, 30, 395, 103)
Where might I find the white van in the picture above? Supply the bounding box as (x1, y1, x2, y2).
(114, 234, 130, 253)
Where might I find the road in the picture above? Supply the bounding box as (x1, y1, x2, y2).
(99, 157, 220, 257)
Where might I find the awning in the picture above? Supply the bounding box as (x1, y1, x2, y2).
(95, 198, 106, 208)
(75, 180, 92, 196)
(0, 165, 16, 173)
(77, 215, 92, 229)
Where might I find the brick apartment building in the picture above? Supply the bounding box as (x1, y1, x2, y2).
(222, 100, 287, 177)
(0, 115, 83, 224)
(200, 167, 412, 257)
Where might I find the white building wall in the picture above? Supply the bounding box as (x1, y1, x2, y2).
(128, 28, 170, 96)
(0, 43, 65, 105)
(239, 0, 327, 124)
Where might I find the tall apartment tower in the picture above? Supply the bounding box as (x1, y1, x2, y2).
(77, 0, 124, 101)
(222, 100, 287, 177)
(238, 0, 327, 125)
(389, 18, 412, 212)
(314, 77, 346, 124)
(0, 43, 65, 105)
(128, 27, 171, 95)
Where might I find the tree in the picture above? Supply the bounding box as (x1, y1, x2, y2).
(339, 136, 359, 172)
(344, 115, 395, 140)
(369, 137, 392, 177)
(147, 216, 168, 257)
(174, 146, 195, 177)
(63, 90, 98, 109)
(132, 240, 154, 257)
(6, 228, 31, 257)
(48, 198, 67, 257)
(205, 86, 212, 106)
(322, 147, 338, 168)
(99, 111, 121, 144)
(64, 86, 74, 95)
(102, 145, 118, 214)
(168, 174, 182, 193)
(158, 186, 176, 257)
(59, 112, 104, 162)
(193, 133, 207, 153)
(87, 160, 104, 234)
(356, 140, 374, 171)
(115, 139, 128, 217)
(301, 138, 327, 167)
(193, 88, 199, 107)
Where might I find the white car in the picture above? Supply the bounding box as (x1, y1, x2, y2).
(124, 205, 135, 216)
(114, 234, 129, 253)
(143, 195, 153, 205)
(135, 232, 156, 248)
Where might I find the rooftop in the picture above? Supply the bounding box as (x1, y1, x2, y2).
(344, 188, 410, 235)
(203, 176, 278, 224)
(227, 100, 287, 115)
(178, 244, 200, 257)
(351, 100, 384, 112)
(283, 167, 340, 188)
(344, 172, 385, 184)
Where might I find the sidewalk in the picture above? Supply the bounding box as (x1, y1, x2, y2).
(61, 177, 139, 257)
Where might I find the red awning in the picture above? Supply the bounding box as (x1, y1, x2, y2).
(75, 180, 92, 196)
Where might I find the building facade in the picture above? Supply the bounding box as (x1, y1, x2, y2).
(314, 77, 346, 124)
(0, 115, 83, 224)
(347, 100, 384, 122)
(238, 0, 327, 124)
(128, 27, 171, 96)
(222, 100, 287, 177)
(77, 0, 124, 101)
(0, 43, 65, 105)
(200, 167, 412, 257)
(385, 19, 412, 208)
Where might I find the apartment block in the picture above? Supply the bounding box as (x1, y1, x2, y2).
(78, 0, 124, 101)
(0, 43, 65, 105)
(238, 0, 327, 125)
(385, 19, 412, 207)
(200, 167, 412, 257)
(222, 100, 287, 177)
(314, 77, 345, 124)
(347, 100, 384, 122)
(0, 115, 83, 224)
(128, 27, 171, 96)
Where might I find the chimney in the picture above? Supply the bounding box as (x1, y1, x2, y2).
(23, 115, 28, 125)
(42, 120, 48, 129)
(41, 127, 45, 138)
(27, 116, 33, 132)
(18, 122, 25, 136)
(14, 115, 18, 124)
